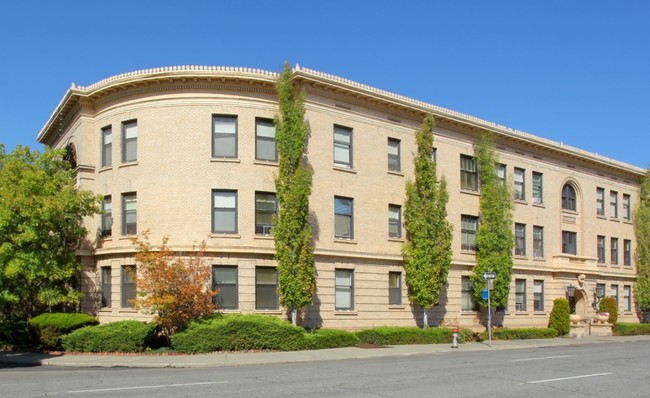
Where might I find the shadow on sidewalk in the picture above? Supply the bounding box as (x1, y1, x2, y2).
(0, 351, 63, 369)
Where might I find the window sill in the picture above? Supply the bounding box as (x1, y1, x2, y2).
(118, 309, 137, 313)
(388, 305, 406, 310)
(118, 235, 137, 241)
(514, 199, 527, 205)
(118, 161, 138, 169)
(387, 170, 404, 177)
(334, 238, 357, 244)
(211, 157, 241, 163)
(514, 311, 530, 315)
(597, 215, 607, 220)
(253, 160, 279, 167)
(623, 219, 633, 225)
(98, 308, 113, 312)
(515, 255, 528, 260)
(532, 257, 545, 261)
(98, 166, 113, 173)
(461, 250, 477, 255)
(334, 310, 358, 316)
(210, 233, 241, 239)
(388, 237, 405, 243)
(333, 165, 357, 174)
(460, 189, 480, 197)
(532, 201, 544, 207)
(253, 234, 274, 240)
(533, 312, 548, 315)
(610, 217, 620, 223)
(562, 209, 579, 216)
(254, 310, 282, 315)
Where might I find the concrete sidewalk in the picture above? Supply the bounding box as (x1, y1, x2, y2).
(1, 335, 648, 369)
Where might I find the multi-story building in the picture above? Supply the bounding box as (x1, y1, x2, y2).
(38, 66, 644, 330)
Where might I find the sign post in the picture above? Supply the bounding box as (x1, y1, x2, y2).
(482, 272, 496, 346)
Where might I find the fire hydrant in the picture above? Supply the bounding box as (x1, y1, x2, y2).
(451, 327, 459, 348)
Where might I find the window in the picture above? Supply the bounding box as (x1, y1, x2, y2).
(562, 184, 576, 211)
(461, 215, 478, 251)
(101, 196, 112, 237)
(212, 115, 237, 158)
(335, 269, 354, 310)
(255, 192, 276, 235)
(623, 194, 631, 221)
(212, 266, 238, 310)
(624, 285, 632, 311)
(533, 226, 544, 258)
(387, 138, 400, 171)
(122, 120, 137, 163)
(496, 164, 506, 185)
(611, 285, 619, 307)
(532, 172, 543, 204)
(121, 265, 136, 308)
(515, 223, 526, 256)
(611, 237, 619, 265)
(431, 147, 437, 162)
(461, 276, 477, 311)
(514, 168, 525, 200)
(255, 118, 277, 161)
(388, 272, 402, 305)
(597, 236, 606, 263)
(101, 126, 112, 167)
(333, 125, 352, 168)
(610, 191, 618, 218)
(101, 267, 111, 308)
(388, 204, 402, 238)
(562, 231, 577, 255)
(122, 193, 137, 235)
(534, 280, 544, 312)
(515, 279, 526, 312)
(624, 239, 632, 266)
(255, 267, 278, 310)
(335, 196, 353, 239)
(212, 190, 237, 233)
(460, 155, 478, 191)
(596, 187, 605, 216)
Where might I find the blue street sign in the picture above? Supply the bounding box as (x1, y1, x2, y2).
(482, 289, 488, 300)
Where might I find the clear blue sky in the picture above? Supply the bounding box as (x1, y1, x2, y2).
(1, 0, 648, 168)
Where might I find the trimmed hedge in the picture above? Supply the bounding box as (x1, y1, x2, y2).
(548, 298, 570, 335)
(599, 296, 618, 324)
(613, 322, 650, 336)
(61, 321, 158, 353)
(28, 313, 99, 350)
(304, 329, 359, 349)
(487, 327, 558, 340)
(356, 326, 467, 345)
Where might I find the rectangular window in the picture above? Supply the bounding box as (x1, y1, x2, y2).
(101, 126, 112, 167)
(255, 267, 278, 310)
(388, 204, 402, 238)
(333, 125, 352, 168)
(212, 266, 238, 310)
(122, 193, 137, 236)
(611, 285, 619, 307)
(212, 115, 237, 158)
(562, 231, 577, 255)
(623, 194, 631, 221)
(387, 138, 401, 171)
(460, 155, 478, 191)
(532, 172, 543, 204)
(121, 265, 136, 308)
(212, 190, 237, 233)
(533, 280, 544, 312)
(388, 272, 402, 305)
(515, 279, 526, 312)
(335, 196, 354, 239)
(514, 168, 525, 200)
(496, 164, 506, 185)
(101, 196, 112, 237)
(461, 276, 477, 311)
(101, 266, 111, 308)
(611, 237, 619, 265)
(461, 215, 479, 251)
(335, 269, 354, 310)
(624, 239, 632, 266)
(624, 285, 632, 311)
(610, 191, 618, 219)
(255, 192, 276, 235)
(515, 223, 526, 256)
(597, 235, 606, 263)
(596, 187, 605, 216)
(122, 120, 137, 163)
(255, 118, 277, 161)
(533, 226, 544, 258)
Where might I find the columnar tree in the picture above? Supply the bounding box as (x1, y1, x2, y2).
(470, 132, 514, 309)
(274, 63, 316, 326)
(0, 145, 100, 320)
(634, 168, 650, 314)
(403, 115, 453, 327)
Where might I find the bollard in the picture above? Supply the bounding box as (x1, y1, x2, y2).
(451, 327, 459, 348)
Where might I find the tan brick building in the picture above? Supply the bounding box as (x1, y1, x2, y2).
(38, 66, 645, 330)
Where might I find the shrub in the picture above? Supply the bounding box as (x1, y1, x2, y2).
(548, 298, 570, 335)
(28, 313, 99, 350)
(487, 327, 558, 340)
(356, 326, 457, 345)
(613, 322, 650, 336)
(599, 296, 618, 324)
(0, 319, 31, 348)
(171, 314, 307, 353)
(61, 321, 158, 353)
(304, 329, 359, 349)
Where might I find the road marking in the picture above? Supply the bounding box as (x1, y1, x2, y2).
(527, 373, 612, 384)
(66, 381, 229, 394)
(510, 355, 572, 362)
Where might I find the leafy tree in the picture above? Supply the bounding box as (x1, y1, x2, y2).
(273, 63, 316, 326)
(634, 168, 650, 313)
(0, 145, 100, 320)
(403, 115, 453, 327)
(470, 132, 514, 309)
(548, 298, 570, 335)
(131, 233, 217, 336)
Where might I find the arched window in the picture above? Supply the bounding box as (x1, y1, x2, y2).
(562, 184, 576, 211)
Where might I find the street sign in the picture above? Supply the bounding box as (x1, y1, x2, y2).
(482, 289, 488, 300)
(482, 272, 496, 280)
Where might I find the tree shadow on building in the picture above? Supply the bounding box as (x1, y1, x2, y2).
(409, 283, 449, 328)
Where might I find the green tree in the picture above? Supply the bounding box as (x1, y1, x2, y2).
(471, 132, 514, 309)
(403, 115, 453, 327)
(274, 63, 316, 326)
(0, 145, 100, 320)
(634, 168, 650, 313)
